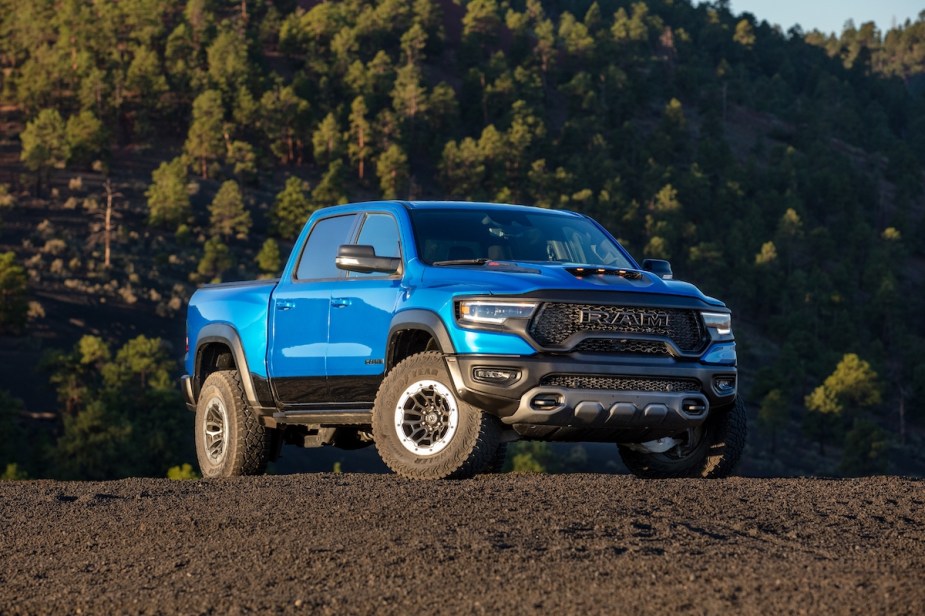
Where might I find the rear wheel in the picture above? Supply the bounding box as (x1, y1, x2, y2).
(195, 370, 275, 478)
(484, 442, 508, 473)
(373, 352, 502, 480)
(618, 397, 747, 478)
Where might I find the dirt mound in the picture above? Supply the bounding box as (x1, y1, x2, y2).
(1, 474, 922, 614)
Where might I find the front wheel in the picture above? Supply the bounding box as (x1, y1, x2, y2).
(373, 352, 502, 480)
(618, 397, 747, 479)
(195, 370, 275, 478)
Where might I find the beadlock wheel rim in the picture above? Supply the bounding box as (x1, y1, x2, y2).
(394, 380, 459, 456)
(203, 395, 228, 464)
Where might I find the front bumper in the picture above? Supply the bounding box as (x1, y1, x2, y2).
(445, 354, 735, 440)
(504, 388, 708, 428)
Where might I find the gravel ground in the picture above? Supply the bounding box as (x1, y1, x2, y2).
(1, 474, 922, 615)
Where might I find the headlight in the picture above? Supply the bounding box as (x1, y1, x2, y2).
(458, 301, 537, 325)
(702, 312, 732, 337)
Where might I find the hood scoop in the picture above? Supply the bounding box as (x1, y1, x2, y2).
(566, 266, 645, 281)
(482, 261, 541, 274)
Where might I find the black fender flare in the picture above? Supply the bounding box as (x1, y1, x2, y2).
(386, 310, 474, 400)
(193, 323, 262, 408)
(386, 310, 456, 361)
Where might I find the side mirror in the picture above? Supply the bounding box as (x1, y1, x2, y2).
(335, 244, 401, 274)
(642, 259, 673, 280)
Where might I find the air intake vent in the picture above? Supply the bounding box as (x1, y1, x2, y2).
(573, 339, 668, 355)
(540, 374, 702, 393)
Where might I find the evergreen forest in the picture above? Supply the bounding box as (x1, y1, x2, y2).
(1, 0, 924, 479)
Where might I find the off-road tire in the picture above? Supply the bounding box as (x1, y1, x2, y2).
(373, 352, 502, 480)
(195, 370, 275, 478)
(618, 396, 747, 479)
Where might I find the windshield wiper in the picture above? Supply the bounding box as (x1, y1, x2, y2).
(432, 258, 490, 266)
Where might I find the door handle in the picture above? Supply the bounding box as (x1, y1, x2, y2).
(276, 300, 295, 311)
(331, 298, 352, 308)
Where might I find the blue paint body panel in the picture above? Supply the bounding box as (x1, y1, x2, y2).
(185, 279, 275, 378)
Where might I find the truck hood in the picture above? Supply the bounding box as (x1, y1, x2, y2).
(419, 262, 725, 307)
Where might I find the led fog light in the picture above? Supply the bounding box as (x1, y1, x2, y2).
(713, 376, 736, 395)
(472, 367, 520, 385)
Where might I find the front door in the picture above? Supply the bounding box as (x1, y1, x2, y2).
(326, 212, 404, 403)
(268, 213, 358, 405)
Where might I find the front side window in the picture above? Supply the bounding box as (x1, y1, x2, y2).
(357, 213, 400, 257)
(348, 213, 402, 278)
(295, 214, 357, 280)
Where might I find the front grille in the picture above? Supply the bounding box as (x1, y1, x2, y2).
(574, 339, 668, 355)
(528, 303, 706, 353)
(540, 374, 702, 393)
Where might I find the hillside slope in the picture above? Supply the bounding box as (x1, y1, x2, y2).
(1, 0, 924, 478)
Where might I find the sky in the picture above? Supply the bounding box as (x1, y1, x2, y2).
(728, 1, 923, 35)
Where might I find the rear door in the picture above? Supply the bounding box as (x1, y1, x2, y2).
(326, 212, 404, 403)
(268, 213, 358, 405)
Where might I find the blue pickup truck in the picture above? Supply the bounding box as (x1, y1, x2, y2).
(182, 201, 745, 480)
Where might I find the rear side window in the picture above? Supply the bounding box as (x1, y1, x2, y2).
(295, 214, 357, 280)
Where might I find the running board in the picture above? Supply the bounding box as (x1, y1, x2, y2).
(272, 409, 373, 426)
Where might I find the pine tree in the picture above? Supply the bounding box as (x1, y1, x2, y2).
(348, 96, 372, 180)
(391, 64, 427, 123)
(146, 157, 190, 228)
(125, 45, 169, 113)
(805, 354, 882, 416)
(734, 19, 756, 48)
(0, 252, 28, 334)
(102, 335, 173, 391)
(197, 237, 233, 283)
(440, 138, 485, 199)
(272, 176, 313, 240)
(312, 160, 347, 207)
(377, 144, 408, 200)
(256, 238, 281, 277)
(184, 90, 225, 178)
(840, 419, 890, 475)
(400, 23, 427, 65)
(165, 22, 199, 92)
(208, 180, 251, 240)
(44, 332, 188, 480)
(55, 400, 132, 480)
(226, 140, 257, 182)
(65, 110, 105, 165)
(804, 354, 882, 455)
(207, 28, 250, 94)
(260, 85, 310, 165)
(462, 0, 501, 40)
(20, 109, 70, 193)
(558, 12, 594, 58)
(312, 113, 345, 166)
(78, 335, 111, 366)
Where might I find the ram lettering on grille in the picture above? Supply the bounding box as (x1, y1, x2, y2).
(529, 303, 706, 353)
(579, 308, 669, 328)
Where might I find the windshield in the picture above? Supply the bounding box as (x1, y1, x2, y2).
(410, 208, 633, 268)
